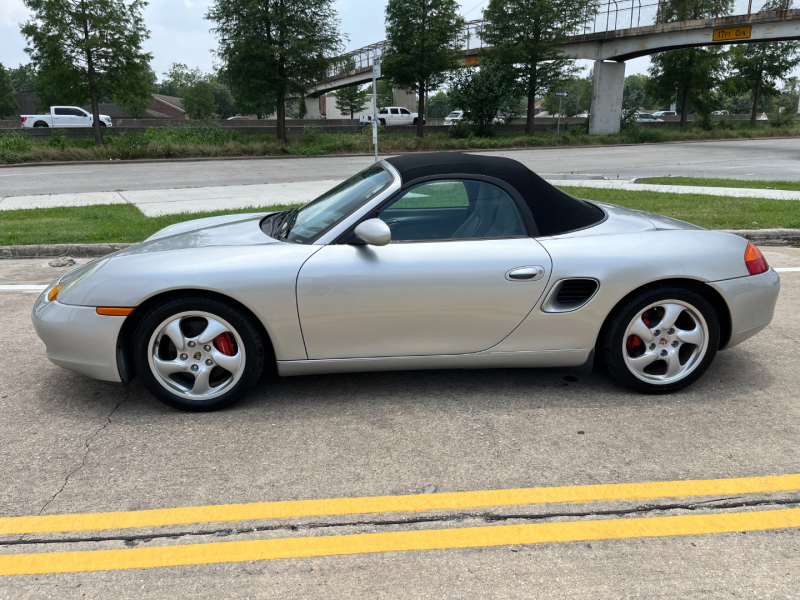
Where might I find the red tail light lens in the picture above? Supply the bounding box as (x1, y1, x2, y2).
(20, 116, 27, 123)
(744, 241, 769, 275)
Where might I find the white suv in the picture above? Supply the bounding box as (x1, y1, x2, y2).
(360, 107, 424, 126)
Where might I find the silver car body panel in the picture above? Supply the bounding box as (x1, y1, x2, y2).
(31, 158, 781, 383)
(32, 297, 125, 382)
(296, 237, 553, 359)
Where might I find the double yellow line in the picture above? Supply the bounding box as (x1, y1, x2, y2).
(1, 474, 798, 576)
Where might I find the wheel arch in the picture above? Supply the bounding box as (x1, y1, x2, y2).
(594, 278, 732, 355)
(116, 288, 276, 385)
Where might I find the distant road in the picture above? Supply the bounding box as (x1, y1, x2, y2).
(2, 137, 800, 197)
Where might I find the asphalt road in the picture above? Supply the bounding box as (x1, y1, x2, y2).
(3, 138, 800, 197)
(0, 249, 798, 597)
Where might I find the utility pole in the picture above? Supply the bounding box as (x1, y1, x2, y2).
(372, 58, 381, 163)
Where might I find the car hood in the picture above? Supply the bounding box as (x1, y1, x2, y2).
(552, 201, 703, 239)
(117, 212, 278, 256)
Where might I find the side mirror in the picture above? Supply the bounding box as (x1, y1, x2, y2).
(354, 218, 391, 246)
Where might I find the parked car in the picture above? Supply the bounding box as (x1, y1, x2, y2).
(20, 106, 112, 128)
(651, 110, 677, 117)
(444, 110, 505, 126)
(227, 115, 253, 120)
(33, 153, 780, 411)
(359, 106, 424, 126)
(635, 112, 664, 122)
(576, 111, 590, 118)
(711, 110, 730, 116)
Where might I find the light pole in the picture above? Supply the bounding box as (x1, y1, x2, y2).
(372, 59, 381, 163)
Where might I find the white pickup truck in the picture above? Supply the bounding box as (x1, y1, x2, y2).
(20, 106, 113, 129)
(360, 106, 425, 126)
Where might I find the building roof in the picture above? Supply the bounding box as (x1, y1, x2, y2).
(384, 153, 604, 236)
(152, 94, 185, 112)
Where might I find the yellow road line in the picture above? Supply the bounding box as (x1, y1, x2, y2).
(1, 508, 798, 576)
(0, 474, 798, 536)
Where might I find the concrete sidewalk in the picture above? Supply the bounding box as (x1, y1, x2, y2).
(1, 178, 799, 216)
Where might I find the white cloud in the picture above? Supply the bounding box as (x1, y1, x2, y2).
(0, 0, 28, 27)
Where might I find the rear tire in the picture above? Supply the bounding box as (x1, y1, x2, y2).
(133, 294, 265, 411)
(601, 286, 720, 394)
(379, 118, 386, 126)
(33, 121, 49, 128)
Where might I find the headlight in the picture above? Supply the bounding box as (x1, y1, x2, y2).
(47, 258, 110, 302)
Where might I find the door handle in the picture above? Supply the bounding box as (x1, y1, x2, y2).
(506, 266, 545, 281)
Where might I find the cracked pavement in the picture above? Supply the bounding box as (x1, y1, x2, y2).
(0, 249, 798, 597)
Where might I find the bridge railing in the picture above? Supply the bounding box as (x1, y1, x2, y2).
(323, 0, 788, 82)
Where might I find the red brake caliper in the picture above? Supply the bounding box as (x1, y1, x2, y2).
(214, 332, 236, 356)
(626, 310, 651, 353)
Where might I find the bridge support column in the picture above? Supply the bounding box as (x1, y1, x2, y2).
(589, 60, 625, 135)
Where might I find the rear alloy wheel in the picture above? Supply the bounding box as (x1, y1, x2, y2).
(134, 296, 264, 411)
(602, 288, 720, 394)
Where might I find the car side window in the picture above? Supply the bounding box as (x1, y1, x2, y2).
(390, 108, 399, 115)
(54, 108, 69, 115)
(378, 180, 526, 242)
(71, 109, 87, 117)
(379, 108, 388, 114)
(400, 108, 410, 115)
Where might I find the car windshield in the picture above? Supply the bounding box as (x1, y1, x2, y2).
(272, 164, 393, 244)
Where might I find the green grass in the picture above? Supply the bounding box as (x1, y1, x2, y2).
(4, 120, 800, 164)
(557, 186, 800, 230)
(2, 186, 798, 246)
(0, 203, 299, 246)
(636, 176, 800, 191)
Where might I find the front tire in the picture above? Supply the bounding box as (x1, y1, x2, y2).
(133, 294, 265, 411)
(601, 287, 720, 394)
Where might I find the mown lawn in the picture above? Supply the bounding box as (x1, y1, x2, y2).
(1, 187, 798, 246)
(558, 186, 800, 230)
(636, 177, 800, 191)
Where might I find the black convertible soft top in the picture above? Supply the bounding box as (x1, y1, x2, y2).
(385, 153, 604, 236)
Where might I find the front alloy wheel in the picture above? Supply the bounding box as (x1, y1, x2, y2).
(134, 295, 265, 411)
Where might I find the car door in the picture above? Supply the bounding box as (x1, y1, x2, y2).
(296, 179, 552, 360)
(52, 107, 71, 127)
(399, 108, 412, 125)
(72, 108, 92, 127)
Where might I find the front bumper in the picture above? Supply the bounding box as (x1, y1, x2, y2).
(32, 291, 125, 383)
(709, 268, 781, 350)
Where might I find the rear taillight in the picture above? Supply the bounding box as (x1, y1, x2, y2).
(20, 116, 27, 123)
(744, 241, 769, 275)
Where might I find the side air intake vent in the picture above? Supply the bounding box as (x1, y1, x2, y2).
(542, 278, 599, 313)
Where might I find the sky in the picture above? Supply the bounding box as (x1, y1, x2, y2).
(0, 0, 651, 81)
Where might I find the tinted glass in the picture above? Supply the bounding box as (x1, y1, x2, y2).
(71, 109, 88, 117)
(285, 164, 393, 244)
(390, 108, 399, 114)
(379, 180, 526, 241)
(400, 108, 410, 115)
(54, 108, 69, 115)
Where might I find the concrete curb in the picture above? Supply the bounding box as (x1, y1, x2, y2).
(1, 230, 797, 258)
(0, 243, 135, 259)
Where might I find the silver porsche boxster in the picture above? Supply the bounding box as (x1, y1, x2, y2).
(33, 153, 780, 411)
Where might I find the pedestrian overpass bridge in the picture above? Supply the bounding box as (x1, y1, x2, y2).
(310, 0, 800, 134)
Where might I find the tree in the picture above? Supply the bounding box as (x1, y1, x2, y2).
(646, 0, 732, 126)
(207, 0, 343, 142)
(0, 65, 20, 117)
(183, 81, 217, 119)
(729, 41, 800, 126)
(158, 63, 205, 97)
(483, 0, 593, 135)
(623, 74, 656, 111)
(448, 61, 521, 133)
(8, 64, 37, 93)
(376, 79, 395, 107)
(334, 85, 370, 118)
(383, 0, 464, 138)
(542, 73, 592, 116)
(21, 0, 153, 146)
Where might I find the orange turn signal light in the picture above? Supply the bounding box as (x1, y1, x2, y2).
(96, 307, 135, 317)
(744, 241, 769, 276)
(47, 284, 60, 302)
